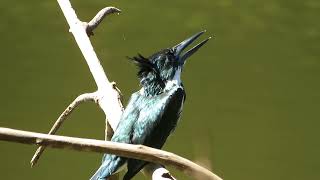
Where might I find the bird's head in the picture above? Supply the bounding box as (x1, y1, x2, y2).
(130, 31, 210, 96)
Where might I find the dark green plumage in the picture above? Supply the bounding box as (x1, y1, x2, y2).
(90, 31, 210, 180)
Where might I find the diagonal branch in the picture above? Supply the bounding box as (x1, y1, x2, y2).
(30, 3, 124, 180)
(30, 0, 124, 167)
(0, 127, 223, 180)
(56, 0, 123, 131)
(30, 92, 98, 167)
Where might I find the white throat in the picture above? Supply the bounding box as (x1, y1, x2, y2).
(165, 68, 182, 90)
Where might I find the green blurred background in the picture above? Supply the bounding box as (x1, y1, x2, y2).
(0, 0, 319, 179)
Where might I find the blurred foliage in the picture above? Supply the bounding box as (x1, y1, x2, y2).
(0, 0, 319, 179)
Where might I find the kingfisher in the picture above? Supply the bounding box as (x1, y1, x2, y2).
(90, 31, 210, 180)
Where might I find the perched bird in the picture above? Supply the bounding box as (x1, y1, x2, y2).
(90, 31, 210, 180)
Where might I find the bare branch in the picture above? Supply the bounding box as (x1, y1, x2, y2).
(0, 127, 223, 180)
(30, 92, 98, 167)
(57, 0, 123, 131)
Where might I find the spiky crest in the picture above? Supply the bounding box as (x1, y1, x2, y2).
(128, 54, 165, 96)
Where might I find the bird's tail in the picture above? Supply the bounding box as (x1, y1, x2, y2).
(89, 155, 126, 180)
(90, 165, 105, 180)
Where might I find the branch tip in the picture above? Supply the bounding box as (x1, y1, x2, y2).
(86, 7, 122, 37)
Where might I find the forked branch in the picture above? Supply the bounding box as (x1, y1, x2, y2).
(30, 0, 124, 167)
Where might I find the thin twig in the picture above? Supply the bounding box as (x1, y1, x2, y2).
(86, 7, 121, 36)
(0, 127, 223, 180)
(30, 92, 98, 167)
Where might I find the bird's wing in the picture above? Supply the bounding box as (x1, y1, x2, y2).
(132, 86, 185, 145)
(124, 86, 185, 179)
(111, 92, 142, 143)
(90, 155, 125, 180)
(90, 92, 141, 180)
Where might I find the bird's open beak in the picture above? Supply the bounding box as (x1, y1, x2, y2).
(173, 30, 211, 64)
